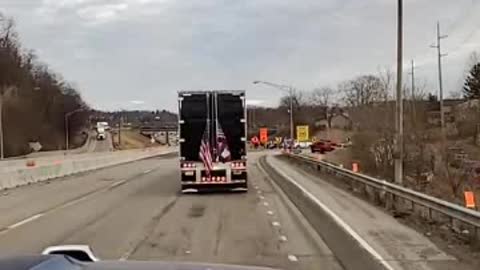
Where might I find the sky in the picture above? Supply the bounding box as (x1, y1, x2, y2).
(2, 0, 480, 111)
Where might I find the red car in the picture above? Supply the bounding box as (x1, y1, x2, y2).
(310, 141, 335, 154)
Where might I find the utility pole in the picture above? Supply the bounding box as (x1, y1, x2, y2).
(409, 60, 416, 99)
(118, 115, 123, 146)
(0, 91, 4, 160)
(431, 21, 448, 135)
(394, 0, 404, 185)
(409, 60, 417, 125)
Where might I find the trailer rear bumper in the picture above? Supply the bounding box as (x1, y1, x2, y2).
(181, 180, 247, 193)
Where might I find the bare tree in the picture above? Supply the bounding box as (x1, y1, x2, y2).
(341, 75, 385, 107)
(279, 89, 305, 108)
(377, 68, 394, 101)
(309, 87, 334, 107)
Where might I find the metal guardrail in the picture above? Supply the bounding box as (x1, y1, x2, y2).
(284, 153, 480, 235)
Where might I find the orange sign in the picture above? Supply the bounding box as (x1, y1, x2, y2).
(464, 191, 476, 209)
(259, 128, 268, 143)
(352, 162, 359, 173)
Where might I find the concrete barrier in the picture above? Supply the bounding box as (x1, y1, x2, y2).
(0, 147, 176, 191)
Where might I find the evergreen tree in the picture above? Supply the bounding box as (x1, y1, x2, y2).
(463, 63, 480, 99)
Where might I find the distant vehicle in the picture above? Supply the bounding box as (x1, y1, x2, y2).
(294, 140, 312, 149)
(96, 127, 106, 140)
(310, 141, 335, 154)
(96, 121, 110, 130)
(178, 90, 247, 193)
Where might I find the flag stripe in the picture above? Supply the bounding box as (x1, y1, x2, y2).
(200, 129, 214, 176)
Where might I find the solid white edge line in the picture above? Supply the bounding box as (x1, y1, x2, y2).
(8, 213, 44, 229)
(269, 157, 395, 270)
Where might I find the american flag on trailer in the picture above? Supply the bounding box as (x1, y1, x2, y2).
(199, 125, 214, 176)
(216, 120, 231, 162)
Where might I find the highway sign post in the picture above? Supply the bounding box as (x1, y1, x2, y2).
(296, 126, 309, 142)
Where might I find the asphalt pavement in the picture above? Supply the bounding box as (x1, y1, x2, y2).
(86, 131, 114, 152)
(0, 152, 342, 270)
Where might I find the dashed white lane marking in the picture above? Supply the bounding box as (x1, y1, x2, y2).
(270, 158, 395, 270)
(8, 214, 44, 229)
(254, 186, 259, 190)
(143, 169, 153, 174)
(279, 235, 288, 242)
(263, 202, 269, 207)
(287, 254, 298, 262)
(120, 245, 137, 261)
(272, 221, 281, 227)
(110, 179, 127, 188)
(60, 196, 89, 209)
(1, 177, 132, 235)
(267, 210, 274, 216)
(259, 195, 265, 200)
(185, 250, 191, 254)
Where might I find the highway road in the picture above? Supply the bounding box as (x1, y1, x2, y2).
(87, 131, 114, 152)
(0, 152, 342, 270)
(24, 131, 114, 159)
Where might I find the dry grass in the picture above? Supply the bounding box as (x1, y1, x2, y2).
(112, 130, 159, 150)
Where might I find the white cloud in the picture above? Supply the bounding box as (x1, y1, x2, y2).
(246, 99, 264, 106)
(130, 100, 145, 105)
(5, 0, 480, 111)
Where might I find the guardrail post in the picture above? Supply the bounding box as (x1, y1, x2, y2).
(474, 227, 480, 249)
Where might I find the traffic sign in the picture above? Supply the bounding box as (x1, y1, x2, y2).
(296, 125, 309, 142)
(259, 128, 268, 143)
(464, 191, 476, 209)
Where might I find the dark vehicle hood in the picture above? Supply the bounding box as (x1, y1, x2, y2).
(88, 261, 279, 270)
(0, 255, 279, 270)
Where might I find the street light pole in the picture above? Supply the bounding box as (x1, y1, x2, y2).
(0, 86, 16, 159)
(253, 80, 295, 140)
(65, 108, 85, 150)
(288, 88, 294, 140)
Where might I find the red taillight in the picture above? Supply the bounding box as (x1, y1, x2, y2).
(221, 176, 226, 182)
